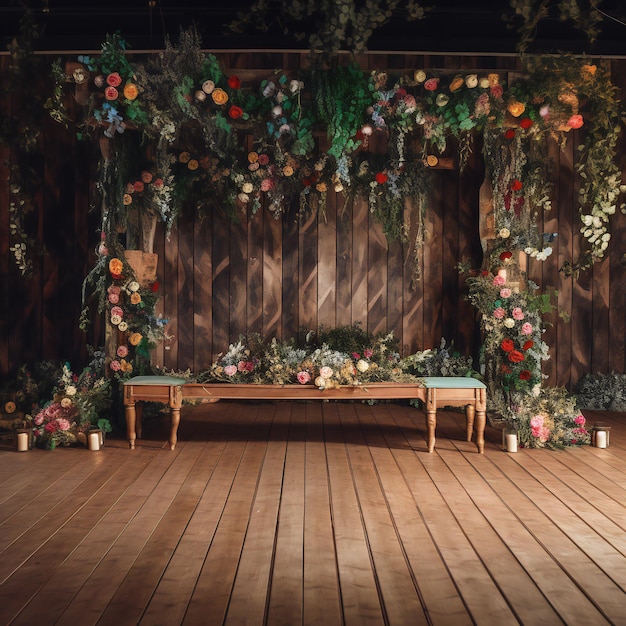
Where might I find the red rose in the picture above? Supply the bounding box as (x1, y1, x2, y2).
(519, 117, 533, 129)
(302, 177, 312, 187)
(229, 105, 243, 119)
(511, 179, 523, 191)
(519, 370, 531, 380)
(375, 171, 388, 184)
(151, 281, 160, 292)
(508, 350, 525, 363)
(106, 72, 122, 87)
(501, 365, 512, 375)
(523, 340, 534, 351)
(501, 339, 515, 353)
(499, 251, 513, 260)
(227, 75, 241, 89)
(133, 181, 145, 193)
(104, 86, 119, 101)
(504, 128, 515, 140)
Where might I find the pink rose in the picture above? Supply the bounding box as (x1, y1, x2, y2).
(110, 306, 124, 318)
(224, 364, 237, 376)
(493, 275, 506, 286)
(110, 360, 122, 372)
(574, 415, 586, 425)
(260, 178, 273, 192)
(108, 285, 121, 295)
(521, 322, 533, 335)
(34, 413, 44, 425)
(424, 78, 439, 91)
(512, 307, 524, 320)
(493, 307, 506, 319)
(364, 348, 373, 358)
(297, 371, 311, 384)
(117, 345, 129, 358)
(500, 288, 512, 299)
(108, 293, 120, 304)
(530, 415, 543, 429)
(104, 86, 119, 101)
(153, 178, 164, 190)
(106, 72, 122, 87)
(56, 418, 71, 431)
(319, 366, 333, 379)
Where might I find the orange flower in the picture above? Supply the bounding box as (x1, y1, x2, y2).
(129, 332, 143, 346)
(507, 100, 525, 117)
(123, 83, 139, 100)
(211, 88, 229, 105)
(248, 151, 259, 163)
(283, 165, 294, 177)
(188, 159, 199, 171)
(130, 292, 142, 305)
(581, 64, 597, 78)
(426, 154, 439, 167)
(123, 194, 133, 206)
(449, 76, 464, 92)
(179, 152, 191, 164)
(109, 258, 123, 276)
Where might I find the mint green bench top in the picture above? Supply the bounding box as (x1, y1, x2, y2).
(422, 377, 485, 389)
(123, 375, 187, 386)
(123, 374, 484, 389)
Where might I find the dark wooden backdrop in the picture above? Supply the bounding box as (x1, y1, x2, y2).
(1, 51, 625, 389)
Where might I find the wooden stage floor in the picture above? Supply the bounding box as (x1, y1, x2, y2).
(1, 401, 625, 625)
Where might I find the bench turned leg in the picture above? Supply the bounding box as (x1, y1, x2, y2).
(426, 409, 436, 453)
(465, 404, 475, 442)
(125, 401, 137, 450)
(475, 409, 486, 454)
(169, 407, 181, 450)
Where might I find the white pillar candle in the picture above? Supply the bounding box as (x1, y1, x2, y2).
(505, 432, 518, 453)
(17, 432, 29, 452)
(595, 430, 607, 448)
(88, 431, 101, 451)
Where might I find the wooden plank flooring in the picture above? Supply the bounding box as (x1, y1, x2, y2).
(1, 402, 625, 626)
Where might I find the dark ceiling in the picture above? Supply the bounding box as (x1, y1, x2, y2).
(1, 0, 625, 56)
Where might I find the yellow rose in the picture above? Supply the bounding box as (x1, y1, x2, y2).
(507, 100, 525, 117)
(129, 332, 143, 346)
(211, 88, 229, 105)
(123, 83, 139, 101)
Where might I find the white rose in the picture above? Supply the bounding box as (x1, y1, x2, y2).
(289, 79, 301, 93)
(66, 385, 77, 396)
(465, 74, 478, 88)
(271, 105, 282, 118)
(504, 318, 515, 329)
(195, 90, 206, 102)
(413, 69, 426, 83)
(242, 182, 254, 194)
(118, 321, 128, 332)
(202, 80, 215, 94)
(499, 228, 510, 239)
(128, 281, 140, 292)
(315, 376, 326, 388)
(238, 192, 249, 203)
(356, 359, 369, 373)
(110, 314, 122, 325)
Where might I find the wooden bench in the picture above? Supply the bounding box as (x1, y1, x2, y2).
(123, 376, 487, 453)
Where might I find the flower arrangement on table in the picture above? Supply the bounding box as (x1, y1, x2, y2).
(32, 361, 112, 450)
(195, 327, 420, 388)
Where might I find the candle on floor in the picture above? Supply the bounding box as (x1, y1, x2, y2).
(88, 430, 101, 451)
(595, 430, 607, 448)
(505, 431, 518, 453)
(16, 432, 29, 452)
(592, 423, 610, 448)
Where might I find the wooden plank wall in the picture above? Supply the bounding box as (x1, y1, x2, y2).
(1, 51, 625, 390)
